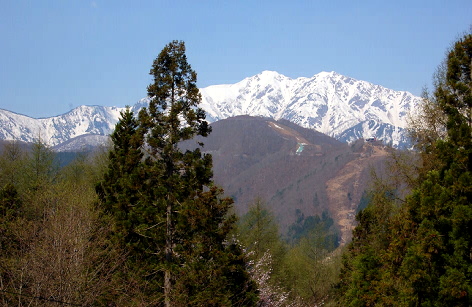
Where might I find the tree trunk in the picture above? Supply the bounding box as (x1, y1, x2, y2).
(164, 199, 172, 307)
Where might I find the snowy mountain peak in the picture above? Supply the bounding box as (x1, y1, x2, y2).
(256, 70, 288, 81)
(259, 70, 282, 76)
(0, 71, 421, 150)
(315, 71, 338, 77)
(200, 71, 421, 147)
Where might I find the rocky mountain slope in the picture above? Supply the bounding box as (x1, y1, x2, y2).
(0, 71, 420, 150)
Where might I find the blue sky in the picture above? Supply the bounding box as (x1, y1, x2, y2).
(1, 1, 471, 118)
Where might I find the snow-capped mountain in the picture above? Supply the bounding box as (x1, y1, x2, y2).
(0, 106, 122, 146)
(0, 71, 421, 150)
(200, 71, 420, 147)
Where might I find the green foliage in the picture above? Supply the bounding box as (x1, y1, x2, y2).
(27, 139, 58, 187)
(238, 199, 285, 260)
(0, 183, 21, 218)
(287, 209, 339, 250)
(283, 224, 342, 304)
(0, 183, 23, 266)
(0, 141, 27, 188)
(337, 186, 398, 306)
(237, 200, 342, 305)
(400, 32, 472, 306)
(237, 199, 287, 295)
(0, 144, 121, 305)
(97, 108, 151, 253)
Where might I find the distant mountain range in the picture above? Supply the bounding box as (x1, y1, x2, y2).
(0, 71, 421, 150)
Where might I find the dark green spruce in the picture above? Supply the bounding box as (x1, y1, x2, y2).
(97, 40, 258, 306)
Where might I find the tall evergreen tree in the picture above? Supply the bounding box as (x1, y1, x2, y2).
(98, 41, 257, 306)
(336, 185, 397, 306)
(98, 108, 147, 248)
(337, 31, 472, 306)
(0, 141, 26, 189)
(399, 32, 472, 306)
(140, 40, 214, 306)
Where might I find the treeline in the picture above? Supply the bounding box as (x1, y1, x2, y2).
(336, 31, 472, 306)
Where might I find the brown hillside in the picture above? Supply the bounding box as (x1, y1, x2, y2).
(184, 116, 390, 242)
(326, 142, 388, 244)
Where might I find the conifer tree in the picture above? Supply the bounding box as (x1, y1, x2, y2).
(237, 199, 289, 302)
(140, 40, 213, 306)
(337, 31, 472, 306)
(0, 141, 26, 189)
(97, 107, 164, 303)
(399, 32, 472, 306)
(98, 107, 147, 248)
(336, 186, 397, 306)
(238, 198, 284, 261)
(98, 41, 258, 306)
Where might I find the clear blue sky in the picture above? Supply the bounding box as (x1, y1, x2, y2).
(1, 1, 471, 118)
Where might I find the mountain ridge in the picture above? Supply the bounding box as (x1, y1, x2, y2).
(200, 70, 419, 147)
(0, 71, 421, 149)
